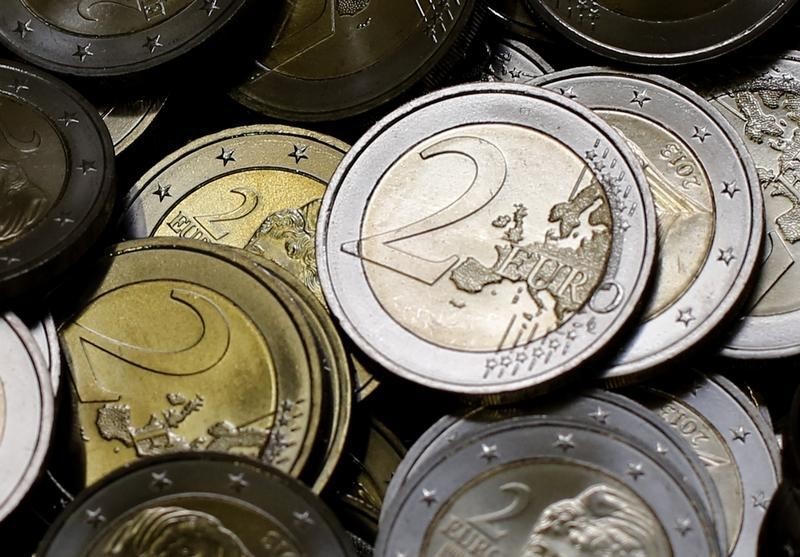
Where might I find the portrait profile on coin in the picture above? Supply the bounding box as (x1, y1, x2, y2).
(103, 506, 254, 557)
(0, 159, 48, 243)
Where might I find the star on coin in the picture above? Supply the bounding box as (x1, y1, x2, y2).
(228, 473, 249, 492)
(58, 112, 79, 127)
(731, 426, 751, 443)
(73, 43, 94, 62)
(0, 256, 21, 266)
(752, 492, 769, 510)
(144, 35, 163, 54)
(656, 443, 668, 455)
(676, 308, 696, 327)
(292, 510, 314, 528)
(216, 147, 236, 166)
(558, 86, 578, 99)
(153, 183, 172, 202)
(721, 180, 740, 198)
(202, 0, 221, 15)
(630, 89, 651, 108)
(289, 144, 309, 164)
(691, 126, 711, 143)
(150, 471, 172, 491)
(78, 160, 97, 175)
(675, 517, 692, 536)
(85, 508, 106, 527)
(420, 488, 438, 506)
(13, 20, 33, 39)
(627, 462, 645, 480)
(588, 407, 609, 425)
(717, 247, 736, 266)
(54, 213, 75, 227)
(7, 80, 29, 94)
(554, 433, 575, 452)
(480, 443, 499, 462)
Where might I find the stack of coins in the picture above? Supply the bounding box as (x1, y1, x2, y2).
(0, 0, 800, 555)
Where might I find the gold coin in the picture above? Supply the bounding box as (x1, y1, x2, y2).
(57, 238, 324, 488)
(121, 124, 379, 400)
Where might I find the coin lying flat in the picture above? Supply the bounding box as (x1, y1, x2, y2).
(534, 69, 763, 381)
(57, 239, 326, 489)
(0, 0, 254, 77)
(702, 52, 800, 358)
(629, 372, 781, 557)
(38, 453, 356, 557)
(381, 390, 727, 547)
(121, 125, 379, 400)
(99, 96, 165, 155)
(0, 61, 114, 299)
(231, 0, 480, 121)
(318, 83, 656, 396)
(482, 38, 553, 83)
(0, 312, 54, 523)
(525, 0, 797, 65)
(377, 416, 722, 557)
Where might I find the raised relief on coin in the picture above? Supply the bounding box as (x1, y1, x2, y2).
(0, 97, 66, 243)
(23, 0, 194, 35)
(600, 112, 715, 319)
(424, 463, 670, 556)
(354, 125, 612, 352)
(712, 70, 800, 317)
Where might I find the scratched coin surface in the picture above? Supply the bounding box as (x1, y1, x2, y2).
(0, 61, 114, 299)
(702, 52, 800, 358)
(534, 69, 762, 380)
(525, 0, 797, 64)
(98, 96, 166, 155)
(0, 312, 54, 523)
(628, 372, 781, 557)
(318, 84, 656, 396)
(376, 416, 722, 557)
(121, 125, 378, 400)
(0, 0, 253, 76)
(481, 38, 553, 83)
(381, 390, 727, 548)
(56, 239, 326, 489)
(37, 454, 357, 557)
(231, 0, 480, 121)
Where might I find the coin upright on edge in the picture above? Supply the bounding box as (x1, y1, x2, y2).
(37, 454, 357, 557)
(486, 0, 555, 44)
(0, 61, 114, 299)
(318, 83, 656, 397)
(534, 69, 763, 381)
(98, 96, 166, 155)
(231, 0, 481, 121)
(377, 416, 722, 557)
(0, 0, 254, 77)
(121, 124, 379, 400)
(0, 312, 54, 523)
(702, 52, 800, 358)
(525, 0, 797, 65)
(24, 313, 61, 394)
(629, 372, 781, 557)
(56, 238, 326, 489)
(482, 38, 553, 83)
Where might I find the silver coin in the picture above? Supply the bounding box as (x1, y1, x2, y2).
(701, 52, 800, 358)
(482, 38, 553, 83)
(381, 390, 727, 548)
(0, 312, 54, 522)
(317, 83, 656, 397)
(376, 416, 722, 557)
(628, 372, 781, 557)
(525, 0, 797, 65)
(533, 68, 763, 380)
(486, 0, 555, 44)
(23, 313, 60, 394)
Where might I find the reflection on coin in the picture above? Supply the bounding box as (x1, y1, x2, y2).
(525, 0, 797, 64)
(629, 373, 780, 557)
(534, 69, 763, 380)
(98, 97, 166, 155)
(0, 0, 253, 76)
(482, 38, 553, 83)
(24, 313, 60, 394)
(377, 417, 721, 556)
(0, 61, 114, 299)
(704, 52, 800, 358)
(121, 125, 379, 400)
(486, 0, 554, 43)
(231, 0, 480, 120)
(318, 84, 656, 396)
(0, 312, 53, 522)
(381, 390, 727, 547)
(37, 454, 356, 557)
(57, 239, 325, 489)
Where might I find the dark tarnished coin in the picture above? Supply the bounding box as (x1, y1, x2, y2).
(534, 69, 763, 381)
(0, 312, 54, 522)
(0, 61, 114, 299)
(482, 38, 553, 83)
(525, 0, 797, 65)
(121, 125, 379, 400)
(99, 96, 165, 155)
(0, 0, 253, 77)
(703, 52, 800, 358)
(629, 373, 781, 557)
(231, 0, 480, 121)
(56, 239, 328, 491)
(381, 390, 727, 548)
(318, 83, 656, 397)
(37, 453, 356, 557)
(377, 416, 722, 557)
